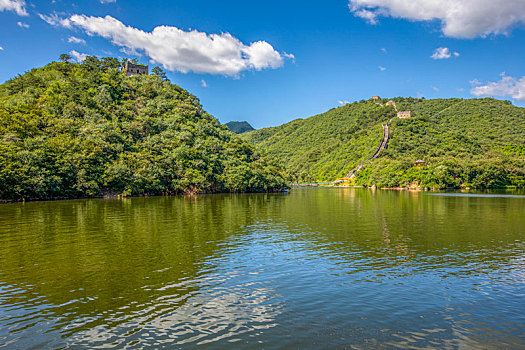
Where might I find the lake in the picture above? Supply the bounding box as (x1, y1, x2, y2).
(0, 188, 524, 349)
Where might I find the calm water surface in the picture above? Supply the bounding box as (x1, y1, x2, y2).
(0, 188, 524, 349)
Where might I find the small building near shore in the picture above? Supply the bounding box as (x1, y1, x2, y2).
(414, 160, 426, 167)
(372, 96, 380, 101)
(397, 111, 411, 119)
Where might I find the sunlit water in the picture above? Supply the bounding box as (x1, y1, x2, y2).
(0, 188, 524, 349)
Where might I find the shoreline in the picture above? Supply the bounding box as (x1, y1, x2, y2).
(290, 184, 523, 191)
(2, 186, 522, 204)
(0, 188, 289, 204)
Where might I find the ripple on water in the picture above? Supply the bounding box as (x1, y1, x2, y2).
(0, 190, 524, 348)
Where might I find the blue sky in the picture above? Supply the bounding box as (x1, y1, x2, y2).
(1, 0, 524, 128)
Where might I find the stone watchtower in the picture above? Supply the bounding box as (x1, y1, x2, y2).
(124, 62, 149, 77)
(397, 111, 411, 119)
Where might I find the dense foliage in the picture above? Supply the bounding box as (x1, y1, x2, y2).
(244, 98, 525, 189)
(225, 121, 255, 134)
(0, 57, 286, 200)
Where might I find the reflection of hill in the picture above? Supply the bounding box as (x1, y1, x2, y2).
(1, 189, 522, 307)
(259, 188, 525, 274)
(0, 194, 287, 341)
(0, 189, 523, 347)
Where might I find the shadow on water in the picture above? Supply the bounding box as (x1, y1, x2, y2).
(0, 188, 524, 348)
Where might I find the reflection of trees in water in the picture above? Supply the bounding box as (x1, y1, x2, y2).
(0, 190, 523, 347)
(0, 190, 522, 292)
(263, 188, 524, 274)
(0, 194, 287, 344)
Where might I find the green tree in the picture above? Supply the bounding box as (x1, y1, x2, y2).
(152, 66, 168, 81)
(59, 54, 72, 63)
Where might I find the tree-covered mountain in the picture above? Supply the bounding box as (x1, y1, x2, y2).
(243, 98, 525, 189)
(225, 121, 255, 134)
(0, 57, 286, 200)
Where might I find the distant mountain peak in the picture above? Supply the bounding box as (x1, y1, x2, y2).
(225, 121, 255, 134)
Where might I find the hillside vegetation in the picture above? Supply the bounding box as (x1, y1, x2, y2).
(0, 57, 286, 200)
(243, 102, 396, 181)
(243, 98, 525, 188)
(225, 121, 255, 134)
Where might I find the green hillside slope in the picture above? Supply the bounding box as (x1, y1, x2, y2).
(243, 101, 396, 182)
(244, 98, 525, 188)
(0, 57, 286, 200)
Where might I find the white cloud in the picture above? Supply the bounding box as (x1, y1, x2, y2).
(430, 47, 460, 60)
(283, 52, 296, 63)
(431, 86, 439, 91)
(38, 12, 72, 27)
(380, 47, 387, 53)
(17, 21, 29, 28)
(0, 0, 27, 16)
(70, 50, 88, 62)
(47, 14, 291, 76)
(378, 65, 386, 71)
(100, 0, 116, 3)
(241, 40, 284, 70)
(354, 8, 379, 25)
(201, 79, 208, 88)
(338, 100, 350, 105)
(348, 0, 525, 38)
(471, 74, 525, 101)
(0, 46, 4, 50)
(68, 36, 86, 44)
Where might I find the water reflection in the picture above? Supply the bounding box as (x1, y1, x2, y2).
(428, 193, 525, 198)
(0, 188, 524, 348)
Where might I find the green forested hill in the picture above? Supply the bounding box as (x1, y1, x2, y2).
(243, 97, 525, 188)
(0, 57, 286, 200)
